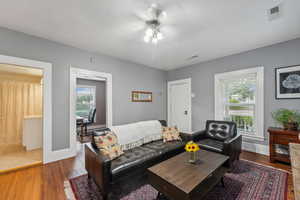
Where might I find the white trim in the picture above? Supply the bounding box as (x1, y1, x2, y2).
(167, 78, 192, 133)
(44, 148, 76, 163)
(0, 54, 53, 163)
(70, 67, 112, 158)
(242, 141, 269, 156)
(214, 67, 264, 141)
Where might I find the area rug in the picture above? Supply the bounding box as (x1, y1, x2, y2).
(66, 160, 288, 200)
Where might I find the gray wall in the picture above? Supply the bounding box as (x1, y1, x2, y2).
(0, 27, 167, 151)
(167, 38, 300, 146)
(77, 79, 106, 125)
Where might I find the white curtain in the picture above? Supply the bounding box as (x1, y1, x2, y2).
(0, 80, 42, 145)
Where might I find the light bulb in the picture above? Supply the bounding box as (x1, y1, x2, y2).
(146, 28, 154, 36)
(161, 11, 167, 18)
(151, 3, 158, 8)
(152, 37, 158, 44)
(144, 35, 150, 43)
(157, 32, 163, 40)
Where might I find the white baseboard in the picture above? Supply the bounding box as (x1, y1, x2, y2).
(242, 142, 269, 156)
(44, 148, 76, 163)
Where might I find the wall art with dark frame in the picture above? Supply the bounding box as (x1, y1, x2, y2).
(275, 65, 300, 99)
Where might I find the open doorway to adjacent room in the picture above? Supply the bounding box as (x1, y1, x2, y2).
(76, 79, 106, 143)
(70, 68, 112, 154)
(0, 64, 43, 172)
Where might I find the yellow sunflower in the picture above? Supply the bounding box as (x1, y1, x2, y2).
(185, 141, 200, 152)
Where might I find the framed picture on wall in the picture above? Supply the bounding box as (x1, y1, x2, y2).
(132, 91, 152, 102)
(275, 65, 300, 99)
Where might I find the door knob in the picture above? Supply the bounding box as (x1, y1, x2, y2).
(184, 111, 188, 115)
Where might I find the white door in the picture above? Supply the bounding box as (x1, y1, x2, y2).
(168, 78, 192, 133)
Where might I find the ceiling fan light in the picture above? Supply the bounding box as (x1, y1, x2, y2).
(152, 37, 158, 44)
(144, 35, 150, 43)
(161, 11, 167, 18)
(151, 3, 158, 8)
(157, 32, 163, 40)
(146, 28, 154, 36)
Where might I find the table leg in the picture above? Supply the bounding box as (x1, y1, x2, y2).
(221, 177, 225, 188)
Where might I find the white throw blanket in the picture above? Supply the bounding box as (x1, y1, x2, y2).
(111, 120, 162, 150)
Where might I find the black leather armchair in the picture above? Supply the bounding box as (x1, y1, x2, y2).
(192, 120, 242, 168)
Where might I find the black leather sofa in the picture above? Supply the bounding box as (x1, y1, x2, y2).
(191, 120, 242, 168)
(85, 120, 189, 200)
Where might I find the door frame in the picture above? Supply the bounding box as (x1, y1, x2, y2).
(0, 54, 53, 163)
(167, 78, 192, 133)
(69, 67, 112, 156)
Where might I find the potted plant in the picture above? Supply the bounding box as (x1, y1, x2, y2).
(272, 109, 300, 131)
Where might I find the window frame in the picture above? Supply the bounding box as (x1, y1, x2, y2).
(76, 85, 96, 120)
(214, 67, 264, 141)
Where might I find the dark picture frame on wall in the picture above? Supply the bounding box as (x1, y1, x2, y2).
(275, 65, 300, 99)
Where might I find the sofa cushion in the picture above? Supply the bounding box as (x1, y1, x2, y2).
(94, 131, 124, 160)
(197, 138, 223, 153)
(207, 122, 231, 141)
(143, 140, 185, 155)
(162, 126, 182, 143)
(111, 146, 158, 177)
(205, 120, 237, 141)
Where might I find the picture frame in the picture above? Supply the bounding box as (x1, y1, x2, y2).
(275, 65, 300, 99)
(132, 91, 152, 102)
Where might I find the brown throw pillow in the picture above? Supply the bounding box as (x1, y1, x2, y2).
(94, 131, 124, 160)
(162, 126, 182, 143)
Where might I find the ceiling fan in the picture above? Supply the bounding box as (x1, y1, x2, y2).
(128, 1, 193, 45)
(143, 3, 167, 44)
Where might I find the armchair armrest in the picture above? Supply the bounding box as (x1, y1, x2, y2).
(85, 143, 112, 197)
(180, 132, 193, 142)
(223, 133, 242, 161)
(190, 130, 207, 142)
(224, 133, 242, 145)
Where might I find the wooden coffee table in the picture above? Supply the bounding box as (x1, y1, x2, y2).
(147, 150, 229, 200)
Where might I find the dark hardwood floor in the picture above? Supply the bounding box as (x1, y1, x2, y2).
(0, 144, 294, 200)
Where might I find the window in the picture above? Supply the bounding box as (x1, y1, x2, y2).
(76, 85, 96, 118)
(215, 67, 264, 141)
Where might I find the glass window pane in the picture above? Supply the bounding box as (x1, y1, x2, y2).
(221, 73, 257, 135)
(76, 87, 96, 118)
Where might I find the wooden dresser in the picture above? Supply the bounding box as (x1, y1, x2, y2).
(268, 127, 300, 164)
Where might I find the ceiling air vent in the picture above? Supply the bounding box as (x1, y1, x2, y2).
(268, 4, 282, 21)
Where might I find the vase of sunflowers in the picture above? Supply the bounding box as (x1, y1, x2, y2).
(185, 141, 200, 164)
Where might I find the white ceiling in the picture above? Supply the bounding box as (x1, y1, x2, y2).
(0, 64, 43, 76)
(0, 0, 299, 70)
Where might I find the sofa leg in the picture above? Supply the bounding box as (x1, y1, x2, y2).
(102, 194, 108, 200)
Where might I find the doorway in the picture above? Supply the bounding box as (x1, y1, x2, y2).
(0, 54, 52, 167)
(76, 79, 106, 143)
(0, 64, 44, 172)
(167, 78, 192, 133)
(69, 68, 112, 154)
